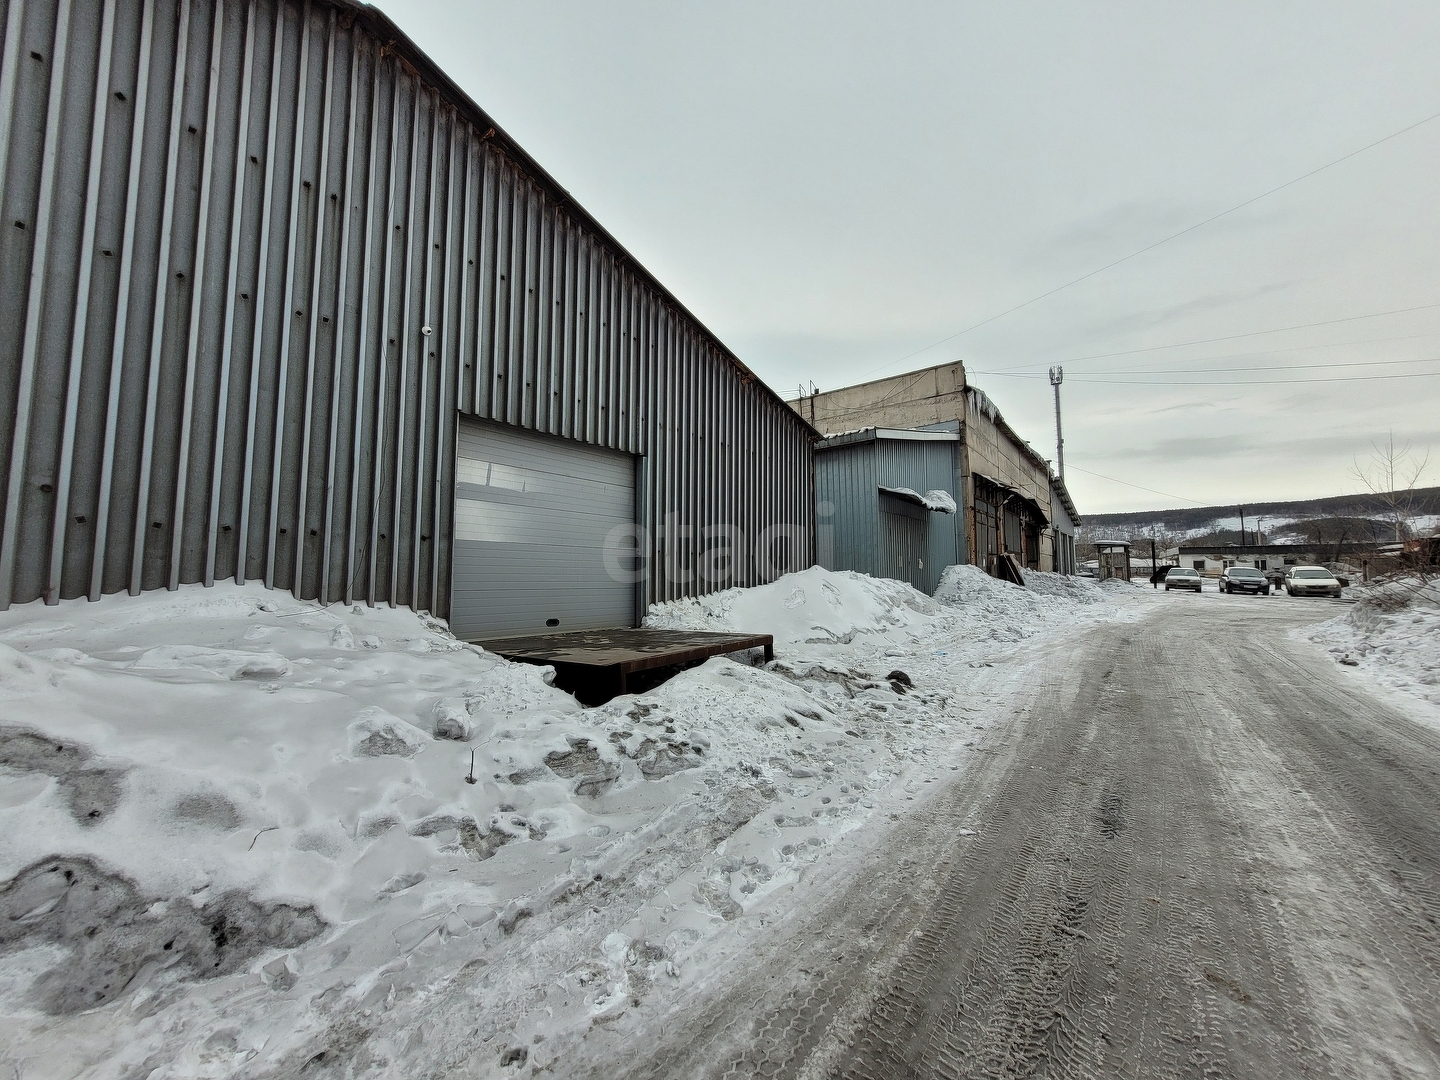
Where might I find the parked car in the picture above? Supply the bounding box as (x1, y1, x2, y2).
(1219, 566, 1269, 594)
(1285, 566, 1343, 598)
(1163, 567, 1203, 592)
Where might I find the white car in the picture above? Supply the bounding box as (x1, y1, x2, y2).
(1285, 566, 1342, 598)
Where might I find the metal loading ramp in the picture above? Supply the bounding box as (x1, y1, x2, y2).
(474, 628, 775, 704)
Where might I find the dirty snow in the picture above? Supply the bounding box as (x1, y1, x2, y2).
(1306, 576, 1440, 728)
(0, 567, 1152, 1078)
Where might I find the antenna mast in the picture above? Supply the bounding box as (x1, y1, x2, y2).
(1049, 366, 1065, 479)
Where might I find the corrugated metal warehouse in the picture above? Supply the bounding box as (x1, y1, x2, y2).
(0, 0, 816, 636)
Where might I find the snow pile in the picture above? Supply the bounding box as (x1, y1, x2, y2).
(1097, 575, 1148, 590)
(647, 564, 946, 646)
(932, 565, 1117, 644)
(0, 566, 1141, 1076)
(878, 486, 957, 513)
(1307, 576, 1440, 721)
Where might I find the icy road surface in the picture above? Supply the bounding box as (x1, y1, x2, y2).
(581, 596, 1440, 1080)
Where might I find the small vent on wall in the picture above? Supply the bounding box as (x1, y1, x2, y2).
(545, 618, 560, 628)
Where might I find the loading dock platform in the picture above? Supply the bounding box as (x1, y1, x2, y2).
(476, 628, 775, 704)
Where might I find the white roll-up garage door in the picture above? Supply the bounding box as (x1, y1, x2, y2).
(451, 421, 637, 639)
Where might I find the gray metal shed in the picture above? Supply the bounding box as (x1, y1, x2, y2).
(0, 0, 817, 634)
(814, 428, 963, 595)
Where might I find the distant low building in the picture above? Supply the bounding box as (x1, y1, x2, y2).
(1176, 542, 1371, 576)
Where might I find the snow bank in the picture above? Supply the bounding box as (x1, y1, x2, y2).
(1306, 576, 1440, 723)
(931, 564, 1118, 643)
(647, 564, 946, 646)
(0, 566, 1141, 1076)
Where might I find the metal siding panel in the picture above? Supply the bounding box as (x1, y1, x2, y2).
(455, 129, 473, 420)
(409, 93, 440, 609)
(166, 0, 224, 592)
(475, 144, 497, 418)
(341, 41, 379, 604)
(126, 0, 189, 596)
(47, 0, 116, 602)
(0, 2, 26, 214)
(89, 0, 155, 600)
(386, 74, 421, 606)
(288, 5, 336, 599)
(560, 221, 577, 439)
(235, 0, 284, 584)
(364, 66, 401, 605)
(205, 0, 256, 588)
(262, 0, 312, 589)
(428, 111, 458, 614)
(318, 15, 357, 603)
(0, 0, 73, 605)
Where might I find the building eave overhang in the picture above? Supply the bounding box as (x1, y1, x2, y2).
(816, 427, 962, 451)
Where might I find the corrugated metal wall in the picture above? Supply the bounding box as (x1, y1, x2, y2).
(813, 441, 876, 576)
(814, 436, 960, 594)
(874, 438, 959, 594)
(0, 0, 815, 615)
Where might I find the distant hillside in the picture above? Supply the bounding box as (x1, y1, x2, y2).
(1082, 487, 1440, 546)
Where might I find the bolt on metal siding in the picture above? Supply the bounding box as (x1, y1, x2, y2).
(0, 0, 815, 616)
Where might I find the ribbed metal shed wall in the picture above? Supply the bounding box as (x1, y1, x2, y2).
(0, 0, 815, 616)
(814, 431, 962, 595)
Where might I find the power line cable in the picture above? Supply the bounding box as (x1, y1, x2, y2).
(1064, 464, 1209, 506)
(982, 305, 1440, 372)
(862, 110, 1440, 379)
(969, 367, 1440, 387)
(974, 354, 1440, 377)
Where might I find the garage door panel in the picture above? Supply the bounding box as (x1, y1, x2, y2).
(453, 505, 638, 547)
(451, 421, 636, 639)
(456, 450, 631, 486)
(456, 430, 632, 486)
(452, 544, 636, 583)
(454, 481, 631, 518)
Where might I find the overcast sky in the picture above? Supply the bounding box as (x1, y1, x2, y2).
(376, 1, 1440, 514)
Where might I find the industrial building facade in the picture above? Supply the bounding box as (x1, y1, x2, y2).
(793, 365, 1078, 579)
(0, 0, 816, 634)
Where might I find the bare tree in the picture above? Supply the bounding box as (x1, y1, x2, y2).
(1352, 433, 1431, 543)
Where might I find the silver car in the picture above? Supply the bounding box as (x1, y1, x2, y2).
(1163, 567, 1203, 592)
(1285, 566, 1342, 598)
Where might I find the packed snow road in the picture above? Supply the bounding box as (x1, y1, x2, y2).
(586, 597, 1440, 1079)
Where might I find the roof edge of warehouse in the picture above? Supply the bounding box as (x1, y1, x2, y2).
(1051, 475, 1082, 526)
(341, 1, 820, 439)
(816, 427, 963, 450)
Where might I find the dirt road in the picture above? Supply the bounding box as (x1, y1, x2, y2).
(589, 597, 1440, 1079)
